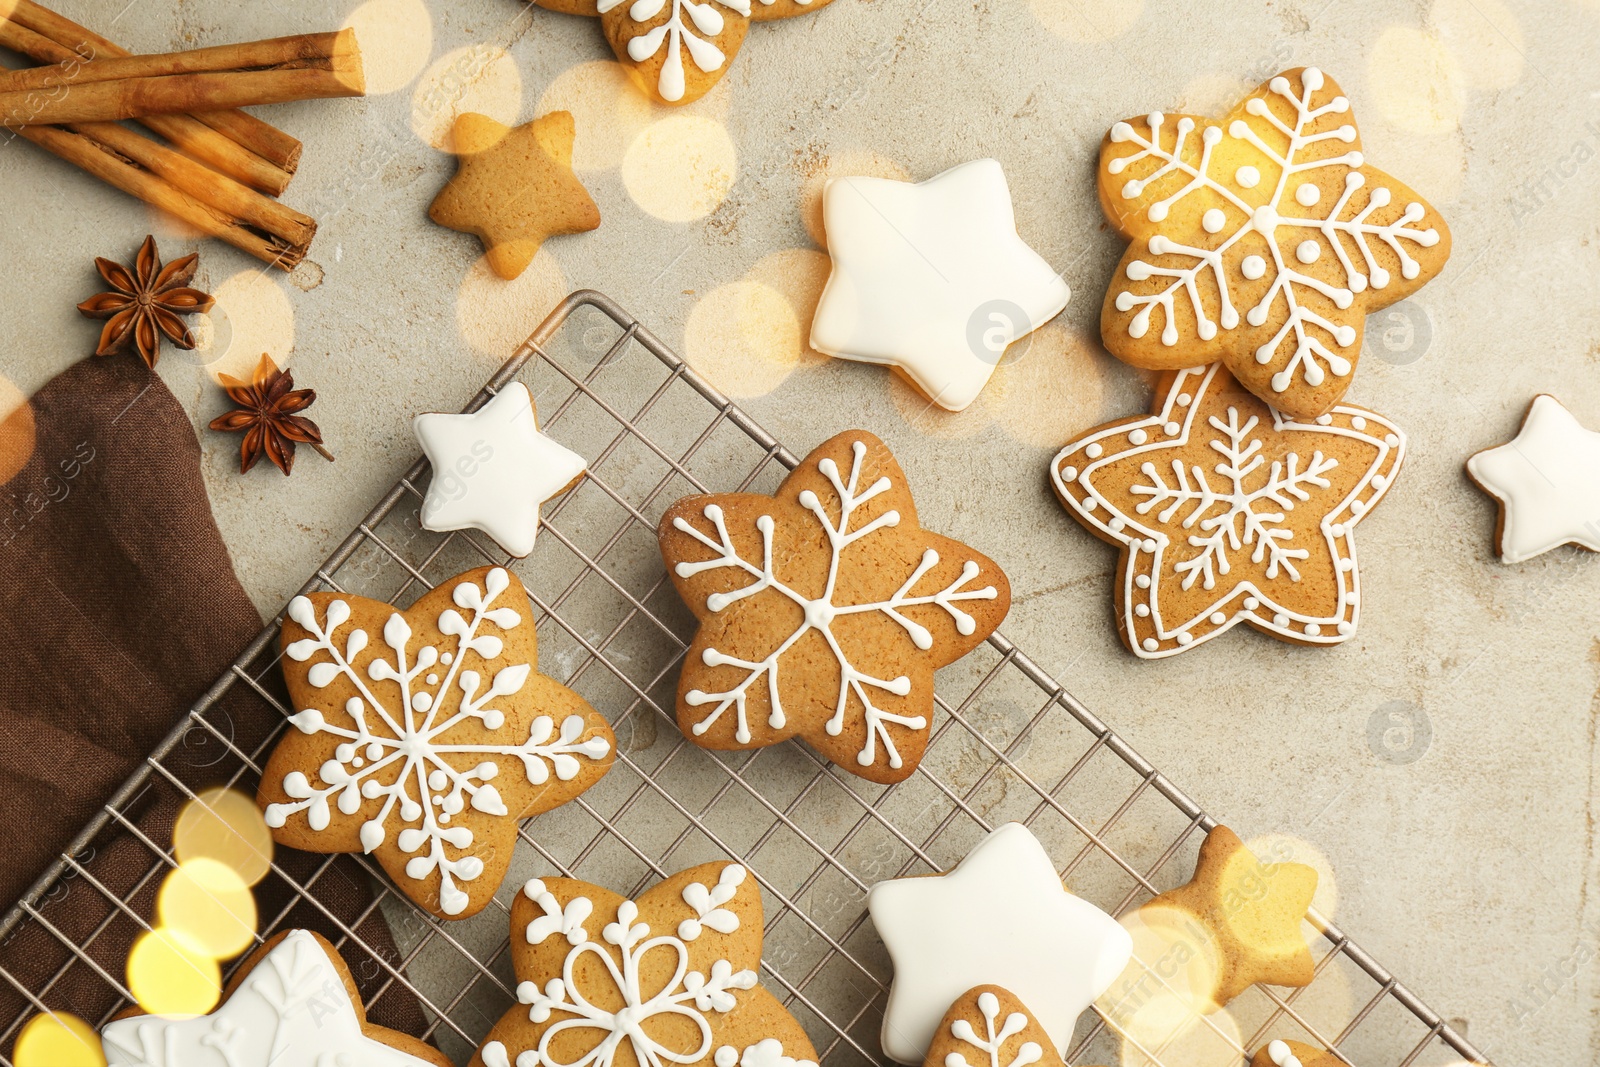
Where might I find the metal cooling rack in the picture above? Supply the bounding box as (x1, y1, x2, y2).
(0, 290, 1490, 1067)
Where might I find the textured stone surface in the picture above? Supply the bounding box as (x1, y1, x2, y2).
(3, 1, 1597, 1064)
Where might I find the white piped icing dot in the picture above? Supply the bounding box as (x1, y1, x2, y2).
(1337, 621, 1354, 635)
(1086, 443, 1104, 459)
(1372, 474, 1387, 490)
(1351, 416, 1367, 430)
(1385, 433, 1400, 447)
(1351, 499, 1367, 515)
(715, 1049, 739, 1067)
(1163, 421, 1181, 436)
(1329, 523, 1345, 537)
(1348, 591, 1360, 605)
(1129, 429, 1148, 445)
(1315, 414, 1334, 425)
(1135, 603, 1150, 617)
(1082, 496, 1098, 512)
(1273, 613, 1289, 627)
(1296, 239, 1321, 264)
(1305, 623, 1322, 637)
(1240, 255, 1267, 280)
(1176, 632, 1193, 646)
(1243, 597, 1259, 610)
(1060, 465, 1078, 482)
(1142, 538, 1159, 553)
(1177, 393, 1192, 406)
(1135, 574, 1152, 589)
(1296, 183, 1321, 207)
(1235, 165, 1261, 188)
(1208, 612, 1226, 625)
(1202, 208, 1226, 233)
(1142, 637, 1159, 652)
(1109, 516, 1126, 532)
(1339, 558, 1355, 571)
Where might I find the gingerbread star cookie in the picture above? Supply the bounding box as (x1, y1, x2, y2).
(1141, 826, 1317, 1009)
(429, 111, 600, 280)
(102, 930, 451, 1067)
(1466, 394, 1600, 564)
(924, 986, 1110, 1067)
(535, 0, 839, 105)
(1251, 1039, 1341, 1067)
(1098, 66, 1451, 418)
(1050, 363, 1404, 658)
(471, 861, 818, 1067)
(658, 430, 1010, 784)
(258, 566, 615, 919)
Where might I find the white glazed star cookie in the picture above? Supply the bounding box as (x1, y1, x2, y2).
(1466, 394, 1600, 564)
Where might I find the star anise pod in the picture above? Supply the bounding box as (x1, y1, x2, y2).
(76, 235, 215, 369)
(208, 354, 331, 476)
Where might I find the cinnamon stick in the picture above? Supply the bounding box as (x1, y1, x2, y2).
(0, 45, 365, 126)
(1, 0, 302, 180)
(0, 16, 294, 195)
(13, 123, 311, 269)
(0, 31, 359, 93)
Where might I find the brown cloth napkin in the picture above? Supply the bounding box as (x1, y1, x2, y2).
(0, 356, 426, 1038)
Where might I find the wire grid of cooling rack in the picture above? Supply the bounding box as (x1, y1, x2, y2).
(0, 290, 1489, 1067)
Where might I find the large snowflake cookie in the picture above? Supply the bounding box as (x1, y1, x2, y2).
(258, 567, 615, 919)
(922, 986, 1109, 1067)
(470, 861, 818, 1067)
(536, 0, 839, 105)
(102, 930, 451, 1067)
(1466, 394, 1600, 564)
(657, 430, 1011, 784)
(1050, 364, 1405, 658)
(1098, 66, 1451, 419)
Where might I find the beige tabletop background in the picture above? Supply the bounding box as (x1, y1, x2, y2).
(4, 0, 1600, 1063)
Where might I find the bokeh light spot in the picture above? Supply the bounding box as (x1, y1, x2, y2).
(685, 279, 803, 398)
(1244, 831, 1339, 922)
(14, 1012, 104, 1067)
(343, 0, 434, 95)
(1430, 0, 1524, 90)
(538, 60, 655, 171)
(158, 858, 258, 961)
(411, 46, 522, 150)
(622, 116, 737, 223)
(989, 323, 1113, 447)
(1029, 0, 1143, 42)
(207, 271, 295, 385)
(173, 787, 274, 887)
(1369, 27, 1466, 135)
(127, 929, 222, 1018)
(1099, 903, 1224, 1041)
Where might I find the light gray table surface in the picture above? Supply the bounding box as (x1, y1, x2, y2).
(4, 0, 1599, 1063)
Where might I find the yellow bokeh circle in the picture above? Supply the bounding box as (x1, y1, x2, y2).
(410, 45, 522, 150)
(342, 0, 434, 96)
(14, 1011, 105, 1067)
(157, 858, 258, 961)
(621, 116, 738, 223)
(127, 928, 222, 1018)
(173, 787, 273, 887)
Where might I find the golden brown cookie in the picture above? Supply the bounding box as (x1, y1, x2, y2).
(471, 861, 817, 1067)
(536, 0, 837, 105)
(101, 930, 450, 1066)
(658, 430, 1010, 783)
(1097, 66, 1451, 419)
(1141, 826, 1317, 1009)
(1250, 1039, 1342, 1067)
(429, 111, 600, 280)
(923, 986, 1110, 1067)
(1050, 363, 1404, 658)
(258, 566, 615, 919)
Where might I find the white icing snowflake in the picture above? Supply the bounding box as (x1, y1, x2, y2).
(597, 0, 752, 103)
(944, 991, 1045, 1067)
(669, 437, 1002, 773)
(1102, 67, 1446, 414)
(262, 568, 611, 916)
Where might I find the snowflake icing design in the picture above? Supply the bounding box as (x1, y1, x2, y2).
(262, 568, 612, 916)
(1101, 66, 1449, 417)
(664, 435, 1006, 776)
(943, 991, 1046, 1067)
(597, 0, 752, 103)
(1050, 365, 1405, 658)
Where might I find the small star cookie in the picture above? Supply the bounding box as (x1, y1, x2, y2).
(470, 861, 818, 1067)
(429, 111, 600, 280)
(1141, 826, 1317, 1009)
(923, 986, 1110, 1067)
(1466, 394, 1600, 564)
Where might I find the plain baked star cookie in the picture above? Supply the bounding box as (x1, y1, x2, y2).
(866, 823, 1131, 1064)
(1466, 394, 1600, 564)
(1098, 67, 1451, 419)
(536, 0, 839, 105)
(429, 111, 600, 280)
(658, 430, 1010, 783)
(923, 986, 1110, 1067)
(102, 930, 450, 1067)
(258, 566, 615, 919)
(810, 159, 1071, 412)
(1141, 826, 1317, 1009)
(1050, 363, 1405, 658)
(471, 861, 818, 1067)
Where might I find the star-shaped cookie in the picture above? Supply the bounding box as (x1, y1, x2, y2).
(415, 381, 588, 558)
(866, 823, 1132, 1064)
(101, 930, 450, 1067)
(810, 159, 1071, 412)
(1098, 67, 1451, 418)
(1141, 826, 1317, 1009)
(471, 861, 818, 1067)
(1466, 394, 1600, 564)
(1050, 363, 1405, 658)
(923, 986, 1110, 1067)
(429, 111, 600, 280)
